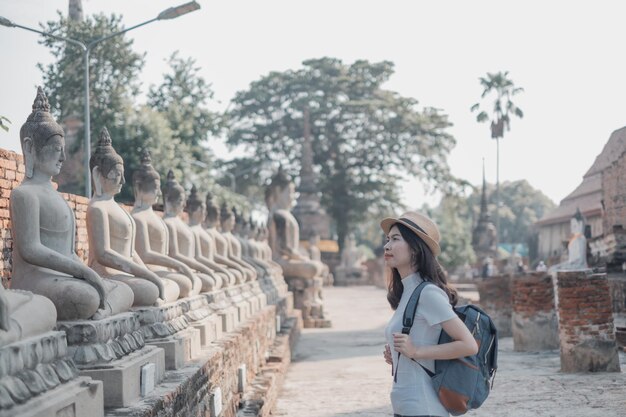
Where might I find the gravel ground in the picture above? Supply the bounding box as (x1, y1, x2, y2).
(273, 285, 626, 417)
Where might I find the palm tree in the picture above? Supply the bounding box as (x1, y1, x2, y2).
(470, 71, 524, 256)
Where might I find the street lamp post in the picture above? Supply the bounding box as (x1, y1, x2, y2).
(0, 1, 200, 197)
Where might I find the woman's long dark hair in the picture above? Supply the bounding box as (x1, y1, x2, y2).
(386, 223, 458, 310)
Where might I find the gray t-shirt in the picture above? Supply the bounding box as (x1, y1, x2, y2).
(385, 272, 456, 417)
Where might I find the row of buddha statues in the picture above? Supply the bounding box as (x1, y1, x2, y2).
(0, 87, 329, 414)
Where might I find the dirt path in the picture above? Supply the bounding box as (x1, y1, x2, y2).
(273, 285, 626, 417)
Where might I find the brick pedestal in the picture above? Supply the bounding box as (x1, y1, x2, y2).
(512, 273, 559, 351)
(476, 275, 513, 337)
(556, 271, 621, 372)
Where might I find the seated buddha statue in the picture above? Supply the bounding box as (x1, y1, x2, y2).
(161, 171, 219, 292)
(186, 185, 237, 288)
(10, 87, 133, 320)
(203, 193, 246, 285)
(131, 150, 200, 298)
(233, 212, 281, 279)
(0, 284, 57, 346)
(265, 168, 324, 280)
(87, 127, 180, 306)
(218, 203, 258, 282)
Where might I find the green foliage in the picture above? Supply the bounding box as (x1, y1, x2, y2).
(429, 180, 556, 269)
(38, 12, 145, 195)
(470, 71, 524, 139)
(0, 116, 10, 132)
(225, 57, 459, 249)
(468, 180, 555, 248)
(148, 52, 220, 159)
(426, 195, 476, 270)
(37, 13, 223, 204)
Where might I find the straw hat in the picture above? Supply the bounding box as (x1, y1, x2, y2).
(380, 211, 441, 256)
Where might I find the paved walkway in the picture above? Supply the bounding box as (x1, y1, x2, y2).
(274, 285, 626, 417)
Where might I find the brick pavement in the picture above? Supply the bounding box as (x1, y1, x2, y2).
(273, 285, 626, 417)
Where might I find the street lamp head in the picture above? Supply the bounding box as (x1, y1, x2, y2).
(0, 16, 15, 27)
(157, 1, 201, 20)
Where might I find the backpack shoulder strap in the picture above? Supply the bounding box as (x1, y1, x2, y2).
(397, 280, 434, 379)
(401, 280, 431, 334)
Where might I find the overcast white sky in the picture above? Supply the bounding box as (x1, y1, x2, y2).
(1, 0, 625, 209)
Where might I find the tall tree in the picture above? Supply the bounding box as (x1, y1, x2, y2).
(426, 196, 476, 271)
(429, 179, 555, 269)
(38, 12, 145, 194)
(470, 71, 524, 253)
(0, 117, 10, 132)
(148, 52, 220, 160)
(226, 57, 458, 249)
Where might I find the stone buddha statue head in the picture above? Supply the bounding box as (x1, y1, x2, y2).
(133, 149, 161, 207)
(204, 192, 220, 228)
(163, 170, 185, 216)
(90, 127, 125, 197)
(220, 202, 235, 232)
(265, 167, 295, 211)
(185, 184, 205, 224)
(20, 87, 66, 180)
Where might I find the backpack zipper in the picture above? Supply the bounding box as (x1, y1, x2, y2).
(484, 334, 495, 363)
(472, 312, 481, 336)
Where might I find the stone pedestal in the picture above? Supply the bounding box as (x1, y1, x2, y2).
(181, 295, 221, 347)
(81, 346, 164, 407)
(1, 376, 104, 417)
(146, 327, 200, 370)
(0, 331, 103, 417)
(257, 275, 279, 306)
(204, 290, 238, 333)
(512, 273, 559, 351)
(226, 286, 252, 323)
(556, 271, 621, 372)
(476, 275, 512, 337)
(285, 275, 331, 328)
(132, 302, 201, 370)
(333, 266, 369, 286)
(57, 313, 166, 407)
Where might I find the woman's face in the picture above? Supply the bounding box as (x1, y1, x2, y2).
(101, 163, 125, 195)
(383, 225, 413, 271)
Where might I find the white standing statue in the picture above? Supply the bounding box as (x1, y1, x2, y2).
(550, 209, 588, 271)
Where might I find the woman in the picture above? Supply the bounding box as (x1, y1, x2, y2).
(381, 211, 478, 417)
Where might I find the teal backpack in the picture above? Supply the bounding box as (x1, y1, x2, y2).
(400, 281, 498, 416)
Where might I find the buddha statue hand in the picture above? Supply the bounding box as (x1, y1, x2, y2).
(0, 288, 10, 331)
(81, 267, 107, 311)
(143, 269, 167, 304)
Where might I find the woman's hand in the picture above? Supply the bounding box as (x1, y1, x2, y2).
(393, 333, 420, 360)
(383, 344, 392, 365)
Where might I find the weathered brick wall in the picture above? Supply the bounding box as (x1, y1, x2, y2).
(601, 151, 626, 233)
(0, 149, 23, 287)
(556, 271, 620, 372)
(106, 305, 302, 417)
(476, 275, 513, 337)
(511, 273, 559, 351)
(607, 274, 626, 315)
(512, 273, 555, 318)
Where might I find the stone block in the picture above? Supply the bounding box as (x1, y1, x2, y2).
(476, 275, 513, 337)
(0, 377, 104, 417)
(512, 273, 559, 351)
(146, 327, 201, 370)
(556, 271, 621, 372)
(80, 345, 165, 407)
